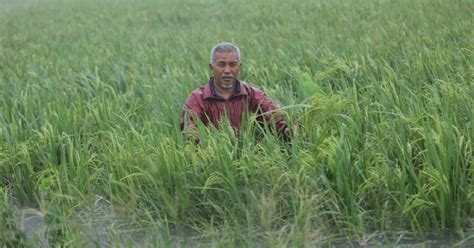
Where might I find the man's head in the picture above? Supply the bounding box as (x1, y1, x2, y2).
(209, 42, 242, 94)
(210, 42, 240, 64)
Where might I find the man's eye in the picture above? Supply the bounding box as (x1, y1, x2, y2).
(217, 63, 226, 67)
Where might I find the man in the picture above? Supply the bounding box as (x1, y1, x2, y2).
(180, 42, 290, 143)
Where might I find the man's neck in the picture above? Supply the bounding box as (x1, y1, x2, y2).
(214, 87, 234, 100)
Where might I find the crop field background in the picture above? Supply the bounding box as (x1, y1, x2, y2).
(1, 0, 473, 246)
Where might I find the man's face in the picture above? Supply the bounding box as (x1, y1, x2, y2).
(209, 51, 241, 92)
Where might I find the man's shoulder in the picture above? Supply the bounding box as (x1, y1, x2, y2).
(186, 84, 210, 101)
(190, 85, 206, 95)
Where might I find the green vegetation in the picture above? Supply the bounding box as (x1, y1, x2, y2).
(1, 0, 473, 246)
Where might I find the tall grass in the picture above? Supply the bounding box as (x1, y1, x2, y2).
(1, 0, 473, 245)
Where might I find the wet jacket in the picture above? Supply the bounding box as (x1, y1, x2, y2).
(180, 78, 288, 136)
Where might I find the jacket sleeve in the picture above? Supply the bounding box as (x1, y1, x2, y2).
(180, 93, 204, 133)
(249, 88, 289, 136)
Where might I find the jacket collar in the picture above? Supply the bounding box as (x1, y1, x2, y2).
(203, 77, 248, 100)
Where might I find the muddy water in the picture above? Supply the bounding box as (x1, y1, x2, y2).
(16, 207, 50, 246)
(14, 200, 152, 247)
(14, 200, 203, 247)
(14, 203, 474, 247)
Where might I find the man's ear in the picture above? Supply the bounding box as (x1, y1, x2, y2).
(208, 64, 213, 71)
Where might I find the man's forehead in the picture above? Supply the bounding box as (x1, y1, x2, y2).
(215, 52, 239, 61)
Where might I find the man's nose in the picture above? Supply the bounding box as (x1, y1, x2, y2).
(223, 65, 231, 73)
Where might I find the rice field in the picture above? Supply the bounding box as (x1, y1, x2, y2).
(1, 0, 473, 246)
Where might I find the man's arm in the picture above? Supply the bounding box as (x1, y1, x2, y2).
(180, 93, 204, 143)
(249, 87, 290, 139)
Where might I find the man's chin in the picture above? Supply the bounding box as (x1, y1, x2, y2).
(216, 79, 233, 88)
(220, 84, 233, 90)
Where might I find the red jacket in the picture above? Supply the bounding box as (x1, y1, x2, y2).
(180, 78, 288, 136)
